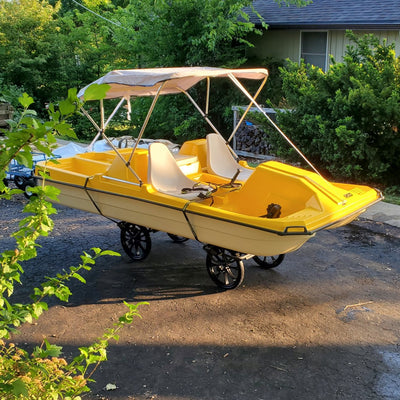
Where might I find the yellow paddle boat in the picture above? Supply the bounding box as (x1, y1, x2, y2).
(35, 67, 382, 289)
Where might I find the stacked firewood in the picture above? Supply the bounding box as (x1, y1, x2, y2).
(234, 123, 273, 155)
(0, 103, 13, 128)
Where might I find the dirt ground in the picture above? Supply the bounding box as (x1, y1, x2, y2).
(1, 195, 400, 400)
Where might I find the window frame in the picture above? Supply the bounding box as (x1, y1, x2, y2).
(299, 30, 329, 71)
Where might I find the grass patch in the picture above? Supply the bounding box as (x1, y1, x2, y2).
(383, 194, 400, 206)
(383, 186, 400, 205)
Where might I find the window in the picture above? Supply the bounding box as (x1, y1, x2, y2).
(301, 31, 328, 71)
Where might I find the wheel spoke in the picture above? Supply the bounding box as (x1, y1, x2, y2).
(206, 247, 244, 290)
(136, 242, 146, 253)
(253, 254, 285, 269)
(224, 271, 230, 286)
(225, 266, 237, 279)
(120, 223, 151, 261)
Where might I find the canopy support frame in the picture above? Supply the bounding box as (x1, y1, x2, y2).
(127, 82, 165, 165)
(228, 73, 321, 176)
(227, 76, 267, 143)
(82, 97, 143, 185)
(180, 88, 239, 160)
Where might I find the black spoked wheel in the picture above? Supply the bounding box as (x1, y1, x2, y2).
(205, 246, 244, 290)
(119, 222, 151, 261)
(253, 254, 285, 269)
(21, 178, 36, 199)
(14, 176, 27, 189)
(1, 178, 8, 193)
(167, 233, 189, 243)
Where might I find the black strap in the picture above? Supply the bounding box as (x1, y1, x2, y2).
(83, 177, 118, 223)
(182, 201, 199, 242)
(181, 182, 217, 197)
(181, 186, 210, 194)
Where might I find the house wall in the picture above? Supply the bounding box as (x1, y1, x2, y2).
(329, 30, 400, 63)
(248, 29, 400, 68)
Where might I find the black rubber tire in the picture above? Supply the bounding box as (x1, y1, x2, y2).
(167, 233, 189, 243)
(14, 175, 27, 189)
(1, 178, 8, 194)
(206, 247, 244, 290)
(21, 178, 36, 199)
(253, 254, 285, 269)
(120, 223, 151, 261)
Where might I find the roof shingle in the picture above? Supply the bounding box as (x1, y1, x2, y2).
(249, 0, 400, 29)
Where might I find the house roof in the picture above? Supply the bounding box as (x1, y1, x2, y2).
(248, 0, 400, 30)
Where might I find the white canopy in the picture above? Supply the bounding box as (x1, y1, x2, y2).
(77, 67, 269, 99)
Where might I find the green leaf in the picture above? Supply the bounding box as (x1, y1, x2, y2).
(59, 98, 76, 116)
(72, 272, 86, 284)
(33, 339, 63, 358)
(15, 151, 33, 168)
(83, 84, 110, 101)
(18, 93, 34, 108)
(99, 250, 120, 257)
(67, 87, 78, 100)
(5, 119, 17, 128)
(42, 185, 60, 200)
(0, 329, 9, 339)
(55, 122, 77, 138)
(12, 378, 28, 397)
(25, 313, 33, 324)
(45, 342, 63, 357)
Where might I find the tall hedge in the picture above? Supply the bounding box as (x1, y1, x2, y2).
(266, 32, 400, 185)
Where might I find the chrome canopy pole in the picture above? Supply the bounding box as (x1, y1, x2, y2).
(205, 77, 210, 116)
(81, 107, 102, 151)
(228, 73, 321, 176)
(182, 88, 239, 159)
(128, 82, 165, 164)
(100, 97, 142, 184)
(100, 99, 104, 130)
(227, 76, 267, 143)
(101, 133, 143, 185)
(83, 97, 142, 184)
(86, 97, 126, 150)
(103, 97, 126, 131)
(181, 89, 221, 136)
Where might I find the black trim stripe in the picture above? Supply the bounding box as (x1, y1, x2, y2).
(35, 176, 378, 238)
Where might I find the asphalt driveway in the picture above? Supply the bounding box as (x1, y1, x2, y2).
(1, 196, 400, 400)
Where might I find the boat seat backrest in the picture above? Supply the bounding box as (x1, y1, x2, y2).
(148, 142, 211, 199)
(206, 133, 254, 181)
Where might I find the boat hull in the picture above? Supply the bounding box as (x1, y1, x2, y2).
(35, 145, 382, 257)
(39, 177, 314, 256)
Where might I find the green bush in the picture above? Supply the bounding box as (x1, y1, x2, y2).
(262, 32, 400, 185)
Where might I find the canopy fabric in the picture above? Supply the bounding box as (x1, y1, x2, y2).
(77, 67, 269, 99)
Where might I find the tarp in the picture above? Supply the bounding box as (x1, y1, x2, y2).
(53, 138, 179, 155)
(53, 142, 87, 158)
(77, 67, 269, 100)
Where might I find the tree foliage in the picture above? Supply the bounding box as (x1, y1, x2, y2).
(114, 0, 261, 68)
(0, 0, 307, 134)
(0, 0, 64, 107)
(109, 0, 266, 141)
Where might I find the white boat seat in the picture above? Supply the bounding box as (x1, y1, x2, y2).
(148, 142, 213, 200)
(206, 133, 254, 181)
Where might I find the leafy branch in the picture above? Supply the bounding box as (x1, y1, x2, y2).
(0, 90, 147, 399)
